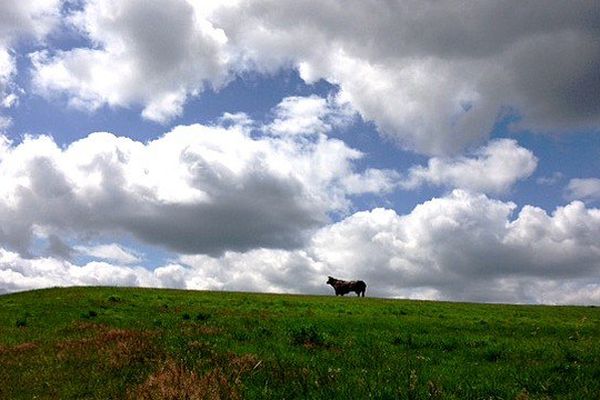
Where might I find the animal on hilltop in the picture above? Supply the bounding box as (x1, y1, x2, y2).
(326, 276, 367, 297)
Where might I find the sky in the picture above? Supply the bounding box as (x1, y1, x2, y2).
(0, 0, 599, 304)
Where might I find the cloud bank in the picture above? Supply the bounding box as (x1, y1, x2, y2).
(2, 190, 599, 304)
(29, 0, 600, 154)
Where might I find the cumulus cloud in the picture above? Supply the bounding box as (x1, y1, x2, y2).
(400, 139, 537, 194)
(3, 190, 599, 304)
(31, 0, 230, 123)
(565, 178, 600, 203)
(312, 192, 600, 303)
(28, 1, 600, 152)
(0, 96, 396, 256)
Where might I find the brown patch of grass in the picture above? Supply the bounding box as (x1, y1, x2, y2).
(129, 354, 261, 400)
(0, 341, 38, 356)
(105, 329, 157, 368)
(227, 353, 262, 384)
(13, 342, 38, 352)
(129, 360, 236, 400)
(55, 327, 158, 367)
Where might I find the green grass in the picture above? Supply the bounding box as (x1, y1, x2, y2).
(0, 287, 599, 399)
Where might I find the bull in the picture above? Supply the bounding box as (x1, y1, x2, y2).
(326, 276, 367, 297)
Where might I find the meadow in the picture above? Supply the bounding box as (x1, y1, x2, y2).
(0, 287, 598, 399)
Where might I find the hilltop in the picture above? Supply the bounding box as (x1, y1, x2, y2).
(1, 287, 599, 399)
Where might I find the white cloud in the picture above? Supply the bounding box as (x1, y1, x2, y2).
(31, 0, 230, 123)
(311, 192, 600, 304)
(565, 178, 600, 203)
(75, 243, 142, 264)
(400, 139, 537, 194)
(3, 190, 599, 304)
(303, 50, 499, 155)
(267, 95, 355, 136)
(0, 96, 394, 256)
(323, 192, 600, 304)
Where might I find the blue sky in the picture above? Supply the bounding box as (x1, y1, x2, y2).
(0, 0, 599, 304)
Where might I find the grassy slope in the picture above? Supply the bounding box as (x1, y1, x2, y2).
(0, 287, 599, 400)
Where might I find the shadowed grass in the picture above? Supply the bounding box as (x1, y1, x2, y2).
(0, 287, 599, 399)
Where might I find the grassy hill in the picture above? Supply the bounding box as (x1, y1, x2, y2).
(0, 287, 598, 399)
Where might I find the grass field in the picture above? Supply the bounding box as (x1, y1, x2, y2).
(0, 287, 599, 399)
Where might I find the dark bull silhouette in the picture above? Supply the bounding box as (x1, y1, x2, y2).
(327, 276, 367, 297)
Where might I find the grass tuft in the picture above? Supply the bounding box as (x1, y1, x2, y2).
(196, 312, 211, 322)
(107, 294, 122, 303)
(289, 324, 328, 348)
